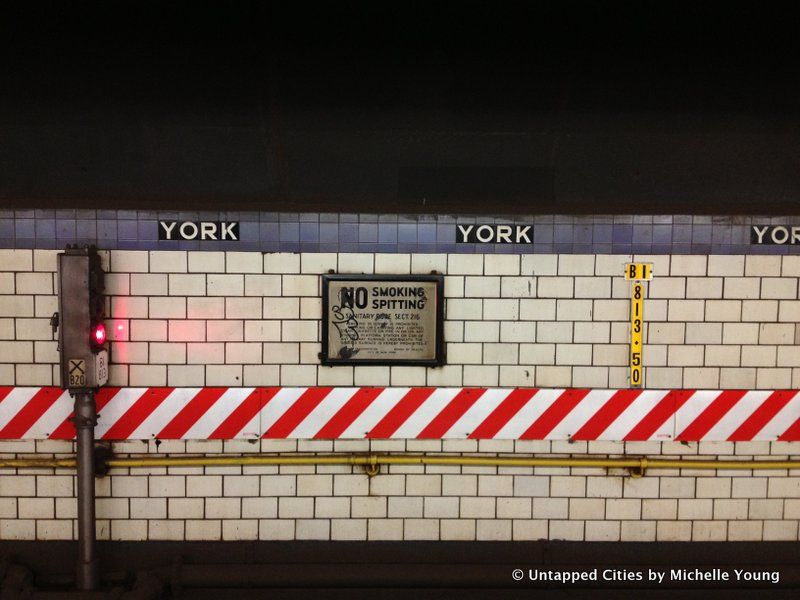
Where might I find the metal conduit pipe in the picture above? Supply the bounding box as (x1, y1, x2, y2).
(2, 454, 800, 475)
(73, 392, 99, 591)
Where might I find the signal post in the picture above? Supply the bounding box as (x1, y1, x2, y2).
(56, 246, 108, 591)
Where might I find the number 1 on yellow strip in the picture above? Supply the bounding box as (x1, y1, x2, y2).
(630, 281, 644, 387)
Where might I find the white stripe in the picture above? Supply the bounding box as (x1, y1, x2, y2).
(647, 391, 687, 442)
(444, 389, 506, 438)
(0, 388, 38, 430)
(599, 390, 669, 440)
(548, 389, 616, 439)
(23, 390, 74, 438)
(222, 387, 263, 439)
(754, 392, 800, 440)
(235, 388, 288, 439)
(289, 388, 355, 438)
(96, 388, 148, 438)
(239, 412, 262, 439)
(340, 388, 410, 438)
(129, 388, 201, 439)
(258, 388, 307, 435)
(703, 391, 772, 441)
(391, 388, 460, 438)
(674, 390, 722, 437)
(181, 388, 256, 439)
(495, 389, 564, 439)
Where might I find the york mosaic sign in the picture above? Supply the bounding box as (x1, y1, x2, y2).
(159, 221, 240, 241)
(751, 225, 800, 245)
(321, 274, 445, 366)
(456, 224, 533, 243)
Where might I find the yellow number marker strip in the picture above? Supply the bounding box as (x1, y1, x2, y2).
(630, 281, 644, 387)
(625, 263, 651, 388)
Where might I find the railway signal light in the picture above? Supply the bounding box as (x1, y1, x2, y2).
(56, 246, 109, 391)
(93, 323, 107, 346)
(88, 249, 106, 353)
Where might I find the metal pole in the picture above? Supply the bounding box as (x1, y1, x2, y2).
(74, 391, 99, 591)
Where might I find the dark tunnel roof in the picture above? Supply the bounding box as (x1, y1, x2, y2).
(2, 1, 800, 214)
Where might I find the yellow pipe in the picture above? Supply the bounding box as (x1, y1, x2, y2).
(1, 457, 78, 468)
(1, 454, 799, 472)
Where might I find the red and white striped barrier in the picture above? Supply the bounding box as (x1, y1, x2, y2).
(1, 387, 799, 441)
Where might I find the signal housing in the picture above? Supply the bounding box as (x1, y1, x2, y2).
(57, 246, 109, 391)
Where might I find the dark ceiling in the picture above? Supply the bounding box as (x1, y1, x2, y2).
(1, 1, 799, 214)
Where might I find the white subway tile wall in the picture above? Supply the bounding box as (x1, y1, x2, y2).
(6, 250, 795, 388)
(0, 250, 799, 541)
(5, 438, 800, 542)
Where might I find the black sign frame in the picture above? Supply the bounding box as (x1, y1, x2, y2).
(455, 223, 534, 244)
(751, 224, 800, 245)
(158, 221, 240, 241)
(321, 274, 445, 367)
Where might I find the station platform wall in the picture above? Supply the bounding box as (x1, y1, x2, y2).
(1, 238, 800, 542)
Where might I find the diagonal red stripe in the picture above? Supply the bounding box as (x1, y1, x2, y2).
(49, 387, 122, 439)
(156, 387, 228, 439)
(571, 389, 642, 440)
(469, 388, 539, 439)
(0, 387, 64, 438)
(624, 390, 693, 441)
(101, 388, 174, 440)
(210, 388, 277, 439)
(262, 387, 332, 438)
(779, 415, 800, 441)
(728, 391, 798, 441)
(417, 388, 486, 438)
(0, 387, 14, 404)
(520, 389, 590, 439)
(314, 387, 384, 439)
(675, 390, 748, 441)
(367, 388, 435, 438)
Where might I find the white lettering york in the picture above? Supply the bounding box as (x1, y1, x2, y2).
(496, 225, 512, 243)
(752, 225, 770, 244)
(793, 227, 800, 244)
(160, 221, 177, 239)
(221, 222, 238, 240)
(456, 225, 474, 242)
(515, 225, 532, 243)
(201, 222, 218, 240)
(476, 225, 494, 242)
(180, 222, 198, 240)
(771, 226, 789, 244)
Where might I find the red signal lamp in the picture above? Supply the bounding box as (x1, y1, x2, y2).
(92, 323, 107, 346)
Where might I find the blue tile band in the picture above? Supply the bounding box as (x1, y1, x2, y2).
(0, 211, 798, 254)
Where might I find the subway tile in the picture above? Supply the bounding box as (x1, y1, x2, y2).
(15, 219, 35, 238)
(358, 224, 378, 242)
(378, 224, 398, 243)
(298, 223, 319, 242)
(611, 224, 632, 244)
(436, 225, 455, 243)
